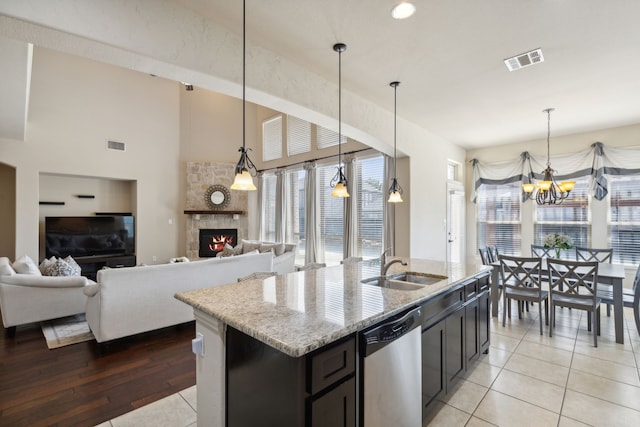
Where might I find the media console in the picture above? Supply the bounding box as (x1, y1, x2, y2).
(74, 254, 137, 281)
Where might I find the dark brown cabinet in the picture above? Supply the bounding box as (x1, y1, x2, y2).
(226, 326, 355, 427)
(421, 272, 491, 418)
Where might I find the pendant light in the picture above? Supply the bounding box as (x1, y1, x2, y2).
(330, 43, 350, 198)
(387, 81, 404, 203)
(522, 108, 575, 205)
(230, 0, 257, 191)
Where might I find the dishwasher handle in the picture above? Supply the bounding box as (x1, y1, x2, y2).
(360, 307, 421, 356)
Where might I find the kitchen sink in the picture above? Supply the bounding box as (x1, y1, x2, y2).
(361, 272, 447, 291)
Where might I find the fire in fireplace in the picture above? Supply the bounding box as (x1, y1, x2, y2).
(199, 228, 238, 257)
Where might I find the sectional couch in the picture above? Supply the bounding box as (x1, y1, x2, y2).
(84, 251, 273, 343)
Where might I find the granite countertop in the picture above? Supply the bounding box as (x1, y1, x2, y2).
(175, 258, 490, 357)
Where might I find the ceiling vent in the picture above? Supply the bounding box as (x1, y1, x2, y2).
(106, 140, 126, 151)
(504, 48, 544, 71)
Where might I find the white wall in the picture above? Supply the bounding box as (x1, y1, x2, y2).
(0, 47, 180, 263)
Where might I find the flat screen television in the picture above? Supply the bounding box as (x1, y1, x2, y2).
(45, 215, 135, 259)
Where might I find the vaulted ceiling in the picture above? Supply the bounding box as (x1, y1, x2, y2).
(2, 1, 640, 149)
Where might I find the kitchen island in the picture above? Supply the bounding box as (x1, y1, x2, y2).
(175, 258, 491, 426)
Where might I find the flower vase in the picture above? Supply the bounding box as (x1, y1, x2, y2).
(555, 248, 561, 259)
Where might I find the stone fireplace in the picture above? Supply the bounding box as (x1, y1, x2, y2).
(185, 162, 249, 259)
(199, 228, 238, 257)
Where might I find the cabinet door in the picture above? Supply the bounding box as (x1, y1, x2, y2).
(445, 306, 465, 389)
(465, 298, 480, 364)
(478, 290, 490, 354)
(421, 322, 445, 412)
(311, 377, 355, 427)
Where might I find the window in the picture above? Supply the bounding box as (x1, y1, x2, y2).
(447, 162, 459, 181)
(260, 173, 277, 242)
(534, 176, 590, 256)
(317, 125, 346, 149)
(318, 163, 345, 265)
(356, 156, 384, 259)
(476, 182, 521, 255)
(284, 169, 306, 265)
(262, 116, 282, 161)
(608, 175, 640, 265)
(287, 116, 311, 156)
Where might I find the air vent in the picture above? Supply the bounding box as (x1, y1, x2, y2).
(504, 48, 544, 71)
(106, 140, 126, 151)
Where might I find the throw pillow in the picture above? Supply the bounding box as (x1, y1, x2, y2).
(48, 258, 75, 277)
(216, 244, 236, 258)
(241, 239, 262, 254)
(64, 255, 82, 276)
(260, 242, 286, 257)
(39, 256, 56, 275)
(12, 255, 42, 276)
(0, 257, 16, 276)
(233, 244, 243, 255)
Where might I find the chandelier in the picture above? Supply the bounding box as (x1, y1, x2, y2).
(230, 0, 257, 191)
(330, 43, 350, 198)
(522, 108, 575, 205)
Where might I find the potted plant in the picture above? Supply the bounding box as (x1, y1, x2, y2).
(543, 234, 573, 259)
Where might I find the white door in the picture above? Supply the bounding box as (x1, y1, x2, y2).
(447, 182, 465, 264)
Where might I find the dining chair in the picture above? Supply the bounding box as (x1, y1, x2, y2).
(576, 247, 615, 315)
(597, 263, 640, 336)
(547, 259, 601, 347)
(531, 244, 555, 258)
(499, 255, 548, 335)
(575, 247, 613, 263)
(488, 245, 500, 263)
(478, 247, 492, 265)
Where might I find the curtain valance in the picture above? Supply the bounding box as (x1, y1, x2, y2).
(471, 142, 640, 203)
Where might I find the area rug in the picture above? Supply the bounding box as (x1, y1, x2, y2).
(41, 314, 95, 349)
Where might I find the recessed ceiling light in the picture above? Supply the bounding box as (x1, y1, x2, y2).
(504, 48, 545, 71)
(391, 2, 416, 19)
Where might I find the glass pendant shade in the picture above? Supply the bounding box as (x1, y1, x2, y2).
(231, 170, 256, 191)
(388, 190, 403, 203)
(331, 181, 350, 198)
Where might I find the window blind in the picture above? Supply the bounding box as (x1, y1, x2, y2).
(285, 169, 306, 265)
(317, 125, 346, 149)
(356, 156, 384, 259)
(318, 163, 345, 265)
(261, 174, 277, 242)
(476, 182, 521, 255)
(287, 116, 311, 156)
(608, 175, 640, 265)
(533, 176, 590, 257)
(262, 116, 283, 161)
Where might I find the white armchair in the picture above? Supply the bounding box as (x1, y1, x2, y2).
(0, 257, 91, 336)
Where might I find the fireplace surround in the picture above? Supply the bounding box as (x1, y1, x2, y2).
(199, 228, 238, 257)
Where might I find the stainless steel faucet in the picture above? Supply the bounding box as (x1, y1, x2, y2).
(380, 247, 408, 276)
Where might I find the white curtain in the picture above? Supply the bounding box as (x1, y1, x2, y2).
(304, 162, 323, 264)
(275, 169, 286, 242)
(256, 172, 265, 241)
(471, 142, 640, 203)
(344, 155, 358, 259)
(383, 154, 395, 256)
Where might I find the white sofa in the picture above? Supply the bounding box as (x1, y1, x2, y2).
(220, 240, 296, 275)
(84, 252, 273, 343)
(0, 256, 91, 336)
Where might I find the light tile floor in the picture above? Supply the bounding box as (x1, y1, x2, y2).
(95, 305, 640, 427)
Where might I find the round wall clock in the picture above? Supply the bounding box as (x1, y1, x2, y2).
(205, 185, 231, 210)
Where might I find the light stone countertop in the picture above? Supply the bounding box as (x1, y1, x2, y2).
(175, 258, 491, 357)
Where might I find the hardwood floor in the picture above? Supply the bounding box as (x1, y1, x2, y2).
(0, 318, 196, 427)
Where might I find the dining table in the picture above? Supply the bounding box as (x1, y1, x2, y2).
(490, 259, 627, 344)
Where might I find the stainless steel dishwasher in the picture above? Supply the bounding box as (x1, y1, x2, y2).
(360, 306, 422, 427)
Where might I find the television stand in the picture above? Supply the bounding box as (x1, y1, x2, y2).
(75, 255, 136, 280)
